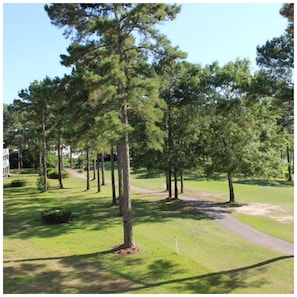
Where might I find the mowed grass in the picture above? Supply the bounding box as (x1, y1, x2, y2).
(130, 170, 294, 242)
(3, 169, 293, 294)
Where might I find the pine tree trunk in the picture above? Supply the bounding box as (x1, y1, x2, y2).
(287, 144, 292, 181)
(165, 171, 169, 191)
(174, 170, 178, 199)
(70, 146, 73, 168)
(96, 153, 101, 192)
(18, 137, 23, 171)
(92, 159, 96, 180)
(227, 172, 235, 203)
(121, 100, 134, 248)
(39, 147, 42, 175)
(42, 108, 48, 192)
(168, 170, 172, 198)
(117, 145, 123, 215)
(86, 148, 90, 190)
(111, 146, 117, 205)
(101, 152, 105, 185)
(58, 136, 64, 189)
(180, 172, 184, 193)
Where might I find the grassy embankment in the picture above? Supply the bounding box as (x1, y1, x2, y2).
(3, 168, 293, 294)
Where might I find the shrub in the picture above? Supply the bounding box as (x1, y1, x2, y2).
(36, 175, 50, 192)
(47, 169, 69, 179)
(11, 179, 27, 187)
(41, 208, 73, 224)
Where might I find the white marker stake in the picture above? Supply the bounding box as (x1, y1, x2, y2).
(175, 235, 179, 254)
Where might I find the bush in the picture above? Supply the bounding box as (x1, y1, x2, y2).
(47, 169, 70, 179)
(41, 208, 73, 224)
(36, 175, 50, 192)
(11, 179, 27, 187)
(74, 155, 86, 169)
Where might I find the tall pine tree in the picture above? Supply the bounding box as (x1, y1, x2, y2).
(45, 3, 185, 248)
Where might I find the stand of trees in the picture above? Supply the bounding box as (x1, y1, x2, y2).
(3, 4, 293, 249)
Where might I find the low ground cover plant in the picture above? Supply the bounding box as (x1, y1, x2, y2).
(47, 169, 70, 179)
(10, 179, 27, 187)
(41, 208, 73, 224)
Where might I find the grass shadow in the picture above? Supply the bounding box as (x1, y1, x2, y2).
(4, 251, 292, 294)
(121, 255, 293, 294)
(233, 179, 294, 187)
(4, 192, 122, 239)
(132, 197, 208, 225)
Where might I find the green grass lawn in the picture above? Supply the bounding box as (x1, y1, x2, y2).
(129, 169, 294, 242)
(3, 169, 293, 293)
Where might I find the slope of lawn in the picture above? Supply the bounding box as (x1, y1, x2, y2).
(3, 169, 293, 294)
(129, 169, 294, 242)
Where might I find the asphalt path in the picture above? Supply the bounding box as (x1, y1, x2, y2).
(65, 168, 294, 256)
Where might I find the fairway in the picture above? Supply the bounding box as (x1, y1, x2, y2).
(3, 170, 293, 294)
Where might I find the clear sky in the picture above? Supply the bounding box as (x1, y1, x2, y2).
(2, 2, 288, 105)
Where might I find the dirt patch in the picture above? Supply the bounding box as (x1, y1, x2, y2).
(112, 244, 141, 256)
(184, 189, 225, 202)
(234, 203, 294, 224)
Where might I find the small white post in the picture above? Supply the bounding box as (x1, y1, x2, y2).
(175, 235, 179, 254)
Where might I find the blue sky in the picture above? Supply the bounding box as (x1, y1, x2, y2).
(3, 2, 288, 104)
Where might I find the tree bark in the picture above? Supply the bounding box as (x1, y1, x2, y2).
(58, 136, 64, 189)
(92, 159, 96, 180)
(42, 107, 48, 192)
(111, 146, 117, 205)
(168, 170, 172, 198)
(180, 172, 184, 193)
(121, 99, 134, 248)
(174, 170, 178, 199)
(287, 144, 292, 181)
(70, 146, 74, 168)
(86, 148, 90, 190)
(165, 171, 169, 191)
(227, 172, 235, 203)
(96, 153, 101, 192)
(101, 152, 105, 185)
(17, 137, 23, 171)
(39, 147, 42, 175)
(117, 145, 123, 214)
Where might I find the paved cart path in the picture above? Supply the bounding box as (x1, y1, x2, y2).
(65, 168, 294, 256)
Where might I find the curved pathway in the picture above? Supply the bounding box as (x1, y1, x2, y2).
(65, 169, 294, 256)
(178, 195, 294, 256)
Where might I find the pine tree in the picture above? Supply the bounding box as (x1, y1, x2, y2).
(45, 3, 185, 248)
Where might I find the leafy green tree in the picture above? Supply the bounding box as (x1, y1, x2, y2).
(256, 3, 294, 180)
(203, 60, 284, 202)
(151, 60, 206, 198)
(18, 78, 55, 192)
(44, 76, 69, 189)
(45, 3, 184, 248)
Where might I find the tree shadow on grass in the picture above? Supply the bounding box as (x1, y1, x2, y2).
(233, 179, 294, 187)
(4, 185, 210, 240)
(183, 173, 226, 182)
(121, 255, 293, 294)
(132, 197, 208, 225)
(3, 251, 293, 294)
(4, 195, 122, 239)
(4, 250, 136, 294)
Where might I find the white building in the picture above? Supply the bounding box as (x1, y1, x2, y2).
(3, 148, 10, 178)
